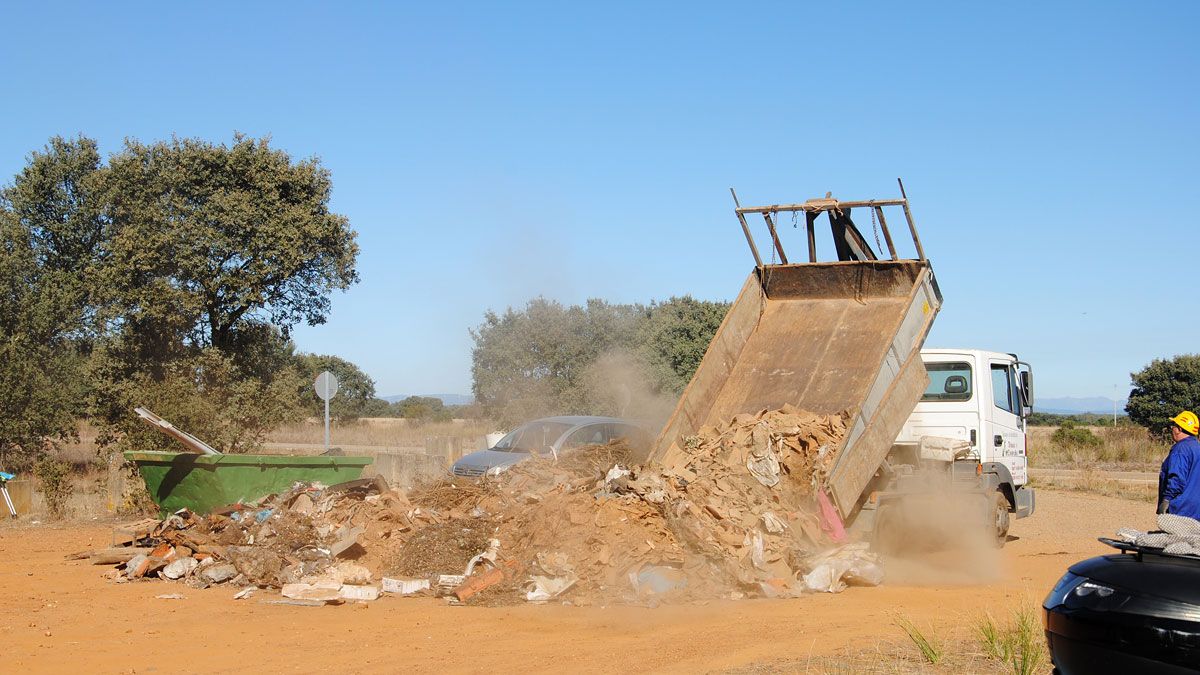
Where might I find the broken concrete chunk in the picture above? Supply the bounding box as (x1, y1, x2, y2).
(329, 525, 365, 558)
(199, 563, 238, 585)
(281, 581, 342, 602)
(382, 577, 430, 595)
(290, 492, 315, 515)
(338, 584, 380, 601)
(162, 556, 199, 580)
(124, 554, 147, 578)
(261, 598, 335, 607)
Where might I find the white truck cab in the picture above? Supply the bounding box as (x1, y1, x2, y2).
(861, 348, 1036, 547)
(896, 348, 1036, 518)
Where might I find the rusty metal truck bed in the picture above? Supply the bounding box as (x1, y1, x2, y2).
(649, 187, 941, 519)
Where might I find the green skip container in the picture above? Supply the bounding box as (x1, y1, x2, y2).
(124, 451, 374, 515)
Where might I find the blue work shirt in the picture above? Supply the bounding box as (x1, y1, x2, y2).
(1159, 436, 1200, 518)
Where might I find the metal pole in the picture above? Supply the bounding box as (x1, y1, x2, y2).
(761, 212, 789, 264)
(2, 484, 15, 518)
(730, 188, 764, 269)
(324, 391, 331, 452)
(896, 178, 926, 261)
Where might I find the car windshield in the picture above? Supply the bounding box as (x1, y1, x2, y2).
(492, 421, 574, 453)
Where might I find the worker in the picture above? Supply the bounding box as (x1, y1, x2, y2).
(1158, 411, 1200, 517)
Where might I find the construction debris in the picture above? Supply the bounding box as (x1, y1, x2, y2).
(76, 406, 881, 605)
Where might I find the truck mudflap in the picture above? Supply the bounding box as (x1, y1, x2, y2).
(1013, 486, 1035, 519)
(980, 461, 1034, 519)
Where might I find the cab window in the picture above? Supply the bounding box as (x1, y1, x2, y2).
(922, 362, 973, 402)
(991, 364, 1015, 414)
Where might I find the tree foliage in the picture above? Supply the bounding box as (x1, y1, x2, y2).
(294, 353, 378, 421)
(98, 135, 358, 351)
(392, 396, 451, 422)
(0, 139, 99, 468)
(0, 134, 360, 459)
(0, 207, 85, 466)
(470, 298, 643, 424)
(470, 295, 729, 425)
(1126, 354, 1200, 433)
(638, 296, 728, 394)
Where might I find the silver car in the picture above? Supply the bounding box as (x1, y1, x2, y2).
(450, 415, 652, 478)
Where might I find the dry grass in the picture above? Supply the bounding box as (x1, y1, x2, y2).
(722, 604, 1050, 674)
(1026, 424, 1165, 502)
(43, 417, 503, 460)
(896, 617, 944, 665)
(264, 417, 500, 448)
(4, 465, 119, 520)
(1028, 471, 1157, 504)
(974, 606, 1047, 675)
(1027, 425, 1164, 470)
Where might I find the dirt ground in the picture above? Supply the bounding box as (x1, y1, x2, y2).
(0, 489, 1153, 674)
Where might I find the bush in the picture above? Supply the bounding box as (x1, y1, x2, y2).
(34, 457, 74, 518)
(1051, 422, 1102, 448)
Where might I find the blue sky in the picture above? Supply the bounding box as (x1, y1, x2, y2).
(2, 2, 1196, 400)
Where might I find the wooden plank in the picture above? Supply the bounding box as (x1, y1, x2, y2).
(66, 546, 153, 564)
(112, 518, 160, 546)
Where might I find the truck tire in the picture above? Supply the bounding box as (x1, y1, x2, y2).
(992, 491, 1010, 547)
(873, 504, 903, 555)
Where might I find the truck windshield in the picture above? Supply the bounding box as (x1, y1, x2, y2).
(922, 362, 973, 402)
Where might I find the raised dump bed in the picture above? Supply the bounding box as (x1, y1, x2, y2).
(650, 187, 941, 519)
(125, 451, 373, 515)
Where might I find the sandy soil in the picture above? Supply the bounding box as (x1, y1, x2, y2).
(0, 489, 1153, 674)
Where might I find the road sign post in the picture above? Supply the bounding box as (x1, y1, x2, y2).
(314, 371, 340, 453)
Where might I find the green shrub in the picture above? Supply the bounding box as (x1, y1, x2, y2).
(34, 457, 74, 518)
(1051, 423, 1102, 448)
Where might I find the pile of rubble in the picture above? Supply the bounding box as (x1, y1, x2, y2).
(73, 406, 883, 605)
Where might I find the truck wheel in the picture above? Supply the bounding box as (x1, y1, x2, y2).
(873, 504, 902, 555)
(992, 491, 1010, 547)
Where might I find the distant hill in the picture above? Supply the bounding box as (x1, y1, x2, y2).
(1035, 396, 1126, 414)
(381, 393, 474, 406)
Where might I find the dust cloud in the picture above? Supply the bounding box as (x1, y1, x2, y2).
(873, 489, 1005, 586)
(578, 350, 679, 434)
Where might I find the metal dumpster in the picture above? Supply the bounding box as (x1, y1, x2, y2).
(124, 451, 373, 515)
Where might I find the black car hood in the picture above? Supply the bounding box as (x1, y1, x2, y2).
(1070, 553, 1200, 606)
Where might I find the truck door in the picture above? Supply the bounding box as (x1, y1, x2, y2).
(988, 361, 1028, 485)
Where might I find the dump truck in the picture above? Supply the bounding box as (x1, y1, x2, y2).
(648, 183, 1034, 544)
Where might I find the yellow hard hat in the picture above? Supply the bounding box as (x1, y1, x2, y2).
(1171, 411, 1200, 436)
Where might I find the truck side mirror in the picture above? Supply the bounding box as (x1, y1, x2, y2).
(1019, 369, 1034, 418)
